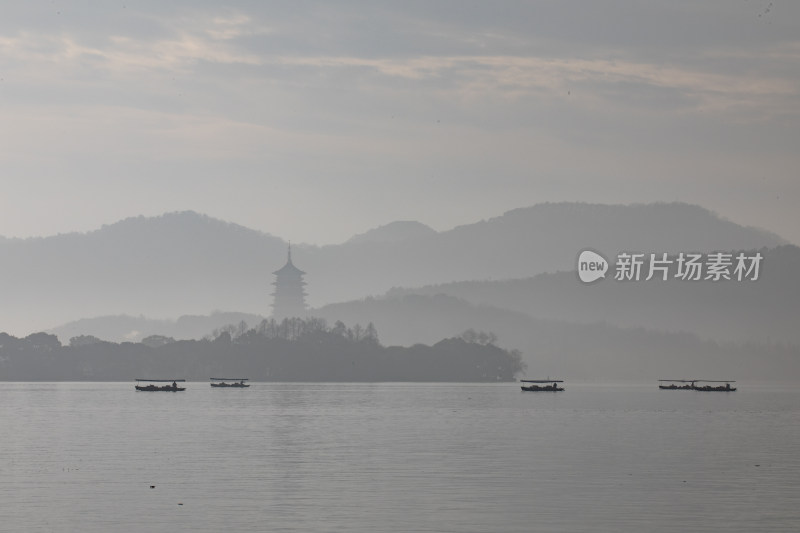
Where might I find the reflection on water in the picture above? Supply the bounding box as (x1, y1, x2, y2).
(1, 382, 798, 532)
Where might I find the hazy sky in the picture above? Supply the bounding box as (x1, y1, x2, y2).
(1, 1, 798, 245)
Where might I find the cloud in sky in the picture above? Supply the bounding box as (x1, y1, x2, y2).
(1, 1, 798, 244)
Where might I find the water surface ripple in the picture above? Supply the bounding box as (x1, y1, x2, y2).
(1, 382, 798, 532)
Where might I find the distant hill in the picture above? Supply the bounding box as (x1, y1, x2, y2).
(306, 202, 786, 321)
(385, 245, 800, 346)
(1, 202, 787, 335)
(313, 294, 799, 382)
(346, 221, 437, 244)
(0, 211, 288, 335)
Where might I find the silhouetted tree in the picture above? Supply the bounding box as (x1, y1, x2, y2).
(70, 335, 104, 347)
(332, 320, 347, 338)
(352, 323, 364, 342)
(364, 322, 379, 344)
(141, 335, 175, 348)
(460, 329, 478, 343)
(460, 329, 497, 345)
(24, 332, 62, 352)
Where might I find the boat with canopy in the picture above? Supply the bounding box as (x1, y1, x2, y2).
(520, 379, 564, 392)
(135, 379, 186, 392)
(659, 379, 736, 391)
(210, 378, 250, 388)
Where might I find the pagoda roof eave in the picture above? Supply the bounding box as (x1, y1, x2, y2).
(272, 264, 306, 275)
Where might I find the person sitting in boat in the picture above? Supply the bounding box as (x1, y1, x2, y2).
(172, 381, 177, 390)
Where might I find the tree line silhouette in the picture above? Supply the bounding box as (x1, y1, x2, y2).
(208, 317, 380, 344)
(0, 318, 525, 381)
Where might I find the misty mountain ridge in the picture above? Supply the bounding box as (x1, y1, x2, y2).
(387, 244, 800, 346)
(52, 244, 800, 348)
(0, 201, 787, 335)
(46, 238, 800, 379)
(346, 221, 437, 245)
(0, 211, 278, 244)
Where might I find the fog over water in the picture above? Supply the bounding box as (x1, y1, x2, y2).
(2, 3, 799, 528)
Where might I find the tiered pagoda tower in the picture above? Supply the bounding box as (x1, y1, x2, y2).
(271, 244, 307, 319)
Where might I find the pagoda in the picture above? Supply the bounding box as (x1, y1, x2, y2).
(271, 243, 308, 319)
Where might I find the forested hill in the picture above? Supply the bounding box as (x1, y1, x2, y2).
(0, 319, 524, 382)
(384, 245, 800, 345)
(1, 202, 787, 335)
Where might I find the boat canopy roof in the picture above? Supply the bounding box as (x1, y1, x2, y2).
(210, 378, 248, 381)
(520, 379, 564, 383)
(135, 379, 186, 382)
(659, 379, 735, 382)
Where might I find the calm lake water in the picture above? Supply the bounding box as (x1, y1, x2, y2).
(1, 382, 798, 532)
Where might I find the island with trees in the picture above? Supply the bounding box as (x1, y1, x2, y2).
(0, 318, 525, 381)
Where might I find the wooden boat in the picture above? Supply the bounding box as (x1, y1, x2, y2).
(658, 379, 736, 391)
(521, 379, 564, 392)
(210, 378, 250, 388)
(135, 379, 186, 391)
